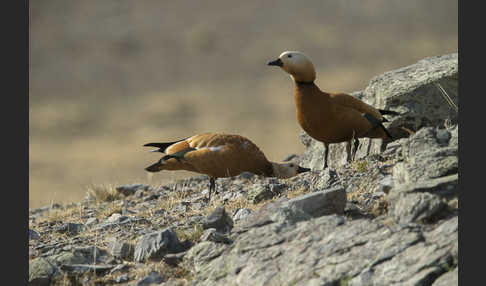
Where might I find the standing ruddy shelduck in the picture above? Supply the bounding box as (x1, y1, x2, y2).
(144, 132, 310, 201)
(267, 51, 399, 169)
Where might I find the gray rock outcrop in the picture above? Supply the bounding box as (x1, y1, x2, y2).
(300, 53, 458, 171)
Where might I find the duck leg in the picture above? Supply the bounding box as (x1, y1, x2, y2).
(207, 177, 216, 202)
(352, 137, 360, 161)
(346, 130, 355, 163)
(323, 143, 329, 169)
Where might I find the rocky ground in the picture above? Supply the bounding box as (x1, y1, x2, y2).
(29, 53, 458, 286)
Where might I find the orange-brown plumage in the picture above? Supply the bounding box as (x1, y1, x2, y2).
(294, 84, 388, 143)
(144, 132, 310, 200)
(268, 51, 397, 168)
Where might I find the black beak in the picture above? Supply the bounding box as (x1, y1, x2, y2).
(297, 166, 311, 174)
(145, 162, 161, 173)
(267, 58, 283, 67)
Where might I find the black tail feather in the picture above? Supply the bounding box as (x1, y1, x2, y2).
(363, 113, 394, 140)
(161, 148, 197, 161)
(143, 137, 188, 153)
(379, 122, 393, 140)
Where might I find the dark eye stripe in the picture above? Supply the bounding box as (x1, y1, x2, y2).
(288, 54, 292, 58)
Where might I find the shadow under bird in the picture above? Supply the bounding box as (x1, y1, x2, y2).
(144, 132, 310, 201)
(267, 51, 400, 169)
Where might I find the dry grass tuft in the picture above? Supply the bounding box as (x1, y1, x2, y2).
(86, 184, 121, 203)
(351, 160, 368, 173)
(370, 197, 389, 217)
(287, 187, 311, 199)
(99, 202, 123, 218)
(176, 224, 205, 243)
(36, 203, 86, 225)
(346, 191, 362, 203)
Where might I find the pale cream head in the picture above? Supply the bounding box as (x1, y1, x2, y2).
(268, 51, 316, 83)
(271, 161, 310, 178)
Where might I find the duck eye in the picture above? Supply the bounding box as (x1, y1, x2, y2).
(288, 54, 292, 58)
(290, 164, 294, 167)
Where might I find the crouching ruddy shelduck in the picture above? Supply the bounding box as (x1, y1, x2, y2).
(144, 132, 310, 201)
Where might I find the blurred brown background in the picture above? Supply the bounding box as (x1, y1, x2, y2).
(29, 0, 458, 208)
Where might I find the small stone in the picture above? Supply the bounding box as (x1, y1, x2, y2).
(163, 252, 187, 266)
(116, 184, 148, 196)
(107, 238, 134, 260)
(115, 274, 129, 283)
(106, 213, 127, 223)
(378, 175, 394, 193)
(54, 223, 85, 236)
(436, 128, 451, 145)
(247, 184, 273, 204)
(85, 217, 98, 227)
(135, 189, 145, 198)
(144, 194, 159, 201)
(135, 271, 164, 286)
(200, 228, 232, 244)
(202, 206, 234, 233)
(233, 208, 252, 223)
(29, 229, 40, 240)
(153, 209, 168, 216)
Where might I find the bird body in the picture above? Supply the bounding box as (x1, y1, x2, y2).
(144, 133, 309, 200)
(268, 51, 397, 168)
(294, 83, 388, 143)
(147, 133, 273, 178)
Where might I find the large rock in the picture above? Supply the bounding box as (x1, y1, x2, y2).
(387, 125, 458, 223)
(134, 228, 183, 262)
(393, 126, 458, 184)
(300, 53, 458, 170)
(363, 53, 458, 133)
(185, 215, 457, 286)
(282, 186, 347, 217)
(390, 192, 446, 224)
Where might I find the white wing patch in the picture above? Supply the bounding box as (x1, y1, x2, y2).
(208, 146, 224, 152)
(195, 146, 225, 152)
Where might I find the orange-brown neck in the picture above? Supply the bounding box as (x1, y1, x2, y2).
(294, 82, 330, 120)
(293, 81, 336, 142)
